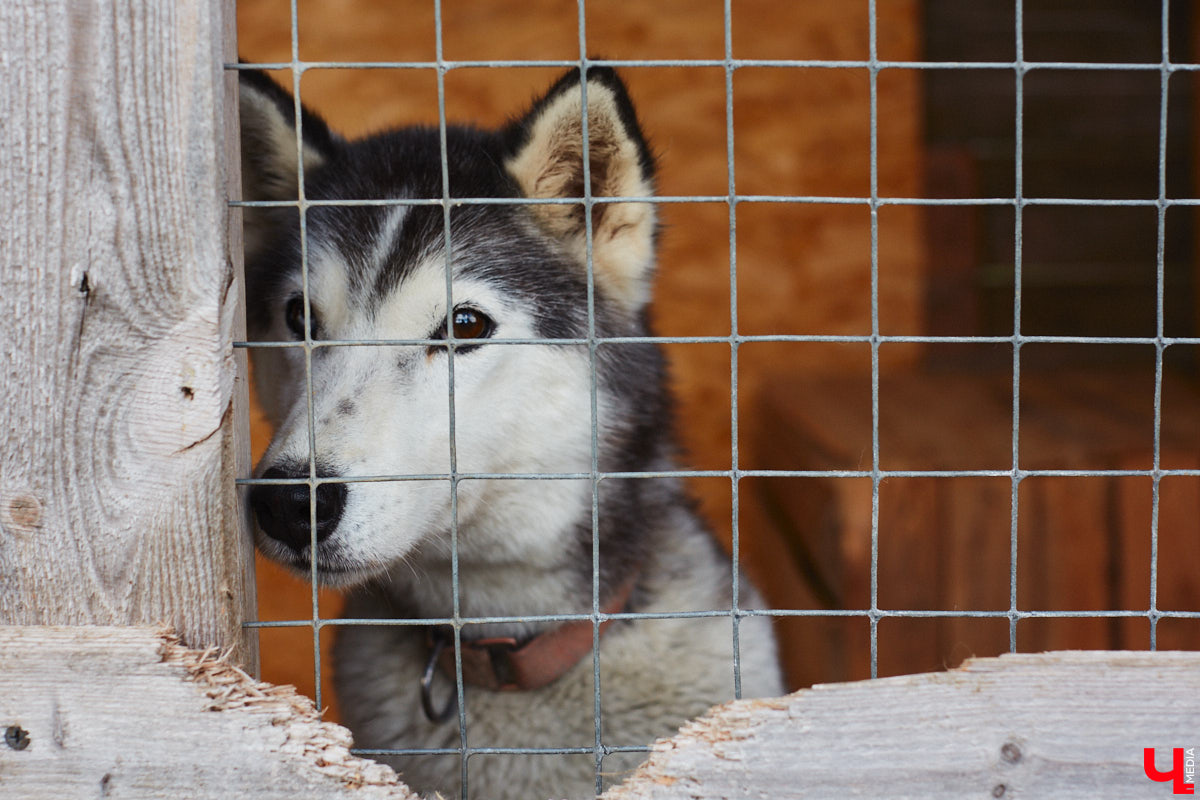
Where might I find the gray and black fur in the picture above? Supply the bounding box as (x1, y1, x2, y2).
(241, 67, 782, 800)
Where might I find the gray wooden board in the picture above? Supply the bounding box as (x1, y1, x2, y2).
(0, 0, 254, 659)
(0, 626, 417, 800)
(602, 651, 1200, 800)
(2, 630, 1197, 799)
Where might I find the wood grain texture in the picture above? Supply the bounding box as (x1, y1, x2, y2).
(0, 626, 416, 799)
(603, 651, 1200, 800)
(0, 1, 255, 659)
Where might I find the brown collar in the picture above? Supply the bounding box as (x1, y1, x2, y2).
(426, 577, 638, 698)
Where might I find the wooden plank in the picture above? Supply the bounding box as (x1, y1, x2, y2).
(922, 146, 981, 338)
(10, 628, 1194, 800)
(941, 477, 1011, 663)
(1119, 453, 1200, 650)
(1017, 477, 1113, 651)
(0, 1, 255, 659)
(0, 626, 416, 799)
(603, 651, 1200, 800)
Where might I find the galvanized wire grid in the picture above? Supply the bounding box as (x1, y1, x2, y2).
(231, 0, 1200, 795)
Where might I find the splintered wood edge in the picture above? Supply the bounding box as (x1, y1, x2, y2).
(7, 632, 1198, 800)
(0, 626, 419, 800)
(600, 650, 1200, 800)
(156, 630, 410, 793)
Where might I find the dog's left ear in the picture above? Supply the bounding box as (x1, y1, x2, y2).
(237, 69, 341, 260)
(504, 67, 657, 313)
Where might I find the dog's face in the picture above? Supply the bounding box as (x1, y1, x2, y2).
(240, 69, 661, 586)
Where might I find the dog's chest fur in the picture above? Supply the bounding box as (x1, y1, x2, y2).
(335, 499, 782, 800)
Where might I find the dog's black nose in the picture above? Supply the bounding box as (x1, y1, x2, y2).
(249, 465, 347, 553)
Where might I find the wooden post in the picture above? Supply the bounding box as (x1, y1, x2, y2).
(0, 0, 255, 663)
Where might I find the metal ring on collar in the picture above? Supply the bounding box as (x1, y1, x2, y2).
(421, 630, 460, 724)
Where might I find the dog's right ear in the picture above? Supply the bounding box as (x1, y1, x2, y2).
(502, 68, 657, 315)
(238, 70, 339, 252)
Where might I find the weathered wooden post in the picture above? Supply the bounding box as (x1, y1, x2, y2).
(0, 3, 415, 795)
(0, 0, 254, 661)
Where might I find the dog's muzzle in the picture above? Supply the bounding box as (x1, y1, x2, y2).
(249, 463, 347, 553)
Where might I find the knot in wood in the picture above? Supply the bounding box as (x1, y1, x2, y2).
(5, 725, 30, 750)
(3, 494, 43, 531)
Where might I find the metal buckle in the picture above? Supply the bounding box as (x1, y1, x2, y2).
(421, 629, 459, 724)
(481, 639, 518, 689)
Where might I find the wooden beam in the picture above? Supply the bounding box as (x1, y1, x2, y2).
(0, 627, 416, 799)
(4, 630, 1195, 799)
(603, 651, 1200, 799)
(0, 0, 255, 660)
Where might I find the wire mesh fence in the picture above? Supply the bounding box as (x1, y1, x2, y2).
(231, 0, 1199, 796)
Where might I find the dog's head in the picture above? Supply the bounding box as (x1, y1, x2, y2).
(240, 68, 664, 586)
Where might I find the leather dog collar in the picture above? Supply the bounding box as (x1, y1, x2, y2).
(423, 576, 638, 708)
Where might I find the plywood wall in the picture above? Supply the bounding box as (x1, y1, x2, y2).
(237, 0, 926, 706)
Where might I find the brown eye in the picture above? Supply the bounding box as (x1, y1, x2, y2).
(285, 295, 320, 340)
(452, 308, 493, 340)
(429, 306, 494, 355)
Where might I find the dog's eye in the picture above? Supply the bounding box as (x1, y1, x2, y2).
(284, 295, 320, 340)
(430, 307, 494, 354)
(451, 308, 493, 340)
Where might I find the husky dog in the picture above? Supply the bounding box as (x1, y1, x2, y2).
(240, 67, 783, 800)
